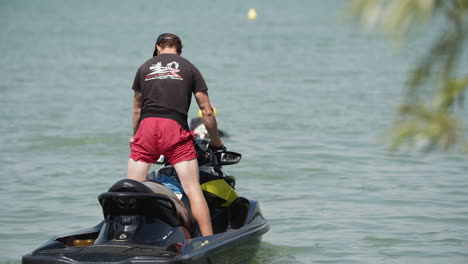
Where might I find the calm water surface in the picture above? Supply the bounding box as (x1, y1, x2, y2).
(1, 1, 467, 263)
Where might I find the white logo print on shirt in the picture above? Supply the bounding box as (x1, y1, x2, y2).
(145, 61, 183, 81)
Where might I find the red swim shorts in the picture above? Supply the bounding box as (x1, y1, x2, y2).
(129, 117, 196, 165)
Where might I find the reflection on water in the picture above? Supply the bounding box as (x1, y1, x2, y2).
(253, 242, 304, 264)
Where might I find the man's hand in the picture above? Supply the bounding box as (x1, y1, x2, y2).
(209, 139, 226, 151)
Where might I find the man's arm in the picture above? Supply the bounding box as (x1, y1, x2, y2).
(194, 90, 223, 147)
(132, 91, 143, 136)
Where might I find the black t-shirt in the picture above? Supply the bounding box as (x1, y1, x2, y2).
(132, 54, 208, 131)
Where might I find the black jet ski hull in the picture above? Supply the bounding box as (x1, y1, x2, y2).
(23, 232, 266, 264)
(23, 140, 269, 264)
(22, 198, 269, 264)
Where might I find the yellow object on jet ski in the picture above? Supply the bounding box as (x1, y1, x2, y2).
(201, 179, 237, 207)
(72, 239, 95, 246)
(198, 106, 217, 118)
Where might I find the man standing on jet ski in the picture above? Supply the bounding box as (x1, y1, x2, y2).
(127, 33, 224, 237)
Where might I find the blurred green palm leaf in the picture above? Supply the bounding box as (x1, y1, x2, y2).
(348, 0, 468, 152)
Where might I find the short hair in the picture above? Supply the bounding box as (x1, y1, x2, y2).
(156, 33, 183, 55)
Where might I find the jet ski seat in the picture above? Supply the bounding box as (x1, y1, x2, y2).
(98, 179, 193, 235)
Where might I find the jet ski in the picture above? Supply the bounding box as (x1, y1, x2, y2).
(22, 139, 269, 264)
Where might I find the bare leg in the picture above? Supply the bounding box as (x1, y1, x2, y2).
(127, 158, 152, 182)
(174, 159, 213, 237)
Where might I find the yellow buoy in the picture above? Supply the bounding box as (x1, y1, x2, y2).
(247, 8, 257, 20)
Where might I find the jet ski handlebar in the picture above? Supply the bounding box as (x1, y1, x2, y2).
(156, 138, 242, 167)
(195, 138, 242, 167)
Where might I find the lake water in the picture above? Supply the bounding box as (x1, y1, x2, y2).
(1, 0, 467, 263)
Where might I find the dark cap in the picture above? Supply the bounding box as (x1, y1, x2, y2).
(153, 33, 182, 57)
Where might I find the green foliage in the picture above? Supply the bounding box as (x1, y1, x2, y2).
(348, 0, 468, 152)
(390, 103, 463, 152)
